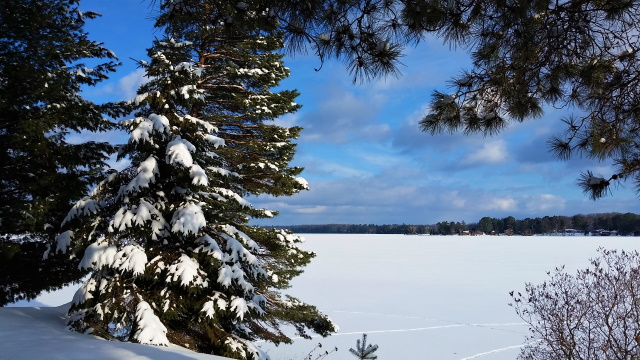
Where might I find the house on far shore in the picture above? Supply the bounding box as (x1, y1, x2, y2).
(591, 229, 618, 236)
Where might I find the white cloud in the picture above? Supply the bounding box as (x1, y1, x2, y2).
(250, 170, 636, 225)
(320, 163, 370, 178)
(524, 194, 566, 213)
(361, 124, 391, 141)
(462, 140, 509, 165)
(483, 197, 517, 211)
(301, 158, 372, 179)
(372, 71, 431, 90)
(92, 68, 150, 101)
(447, 190, 467, 209)
(298, 89, 385, 143)
(295, 205, 327, 214)
(351, 150, 405, 168)
(117, 68, 149, 100)
(273, 113, 299, 128)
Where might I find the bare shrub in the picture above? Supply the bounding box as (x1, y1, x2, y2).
(511, 248, 640, 360)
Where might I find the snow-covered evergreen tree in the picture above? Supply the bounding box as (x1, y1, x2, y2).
(51, 1, 336, 358)
(0, 0, 120, 305)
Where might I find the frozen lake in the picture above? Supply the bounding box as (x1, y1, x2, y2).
(259, 234, 640, 360)
(12, 234, 640, 360)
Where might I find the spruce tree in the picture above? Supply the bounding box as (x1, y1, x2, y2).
(51, 1, 336, 358)
(0, 0, 120, 304)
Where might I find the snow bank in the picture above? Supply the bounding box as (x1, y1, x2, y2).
(0, 304, 232, 359)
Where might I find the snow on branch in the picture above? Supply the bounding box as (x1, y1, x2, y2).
(109, 207, 134, 232)
(203, 134, 225, 148)
(184, 114, 216, 133)
(174, 62, 205, 77)
(136, 199, 168, 240)
(213, 187, 251, 208)
(208, 167, 239, 177)
(62, 197, 100, 224)
(243, 340, 270, 360)
(90, 173, 118, 197)
(122, 114, 170, 144)
(223, 336, 270, 360)
(293, 176, 309, 190)
(55, 230, 74, 254)
(217, 263, 254, 293)
(72, 278, 97, 306)
(107, 199, 168, 239)
(79, 241, 116, 271)
(133, 301, 169, 346)
(225, 337, 248, 359)
(230, 297, 249, 320)
(221, 233, 258, 265)
(276, 230, 305, 245)
(123, 156, 159, 194)
(220, 224, 258, 250)
(113, 245, 148, 276)
(189, 163, 208, 186)
(195, 234, 223, 260)
(201, 292, 229, 319)
(79, 240, 148, 276)
(166, 254, 208, 288)
(175, 85, 204, 100)
(166, 136, 196, 168)
(171, 202, 206, 235)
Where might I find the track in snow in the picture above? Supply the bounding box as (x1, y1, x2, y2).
(457, 344, 525, 359)
(323, 310, 527, 335)
(457, 342, 540, 360)
(282, 310, 527, 341)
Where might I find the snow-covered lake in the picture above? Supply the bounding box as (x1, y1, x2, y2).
(258, 234, 640, 360)
(9, 234, 640, 360)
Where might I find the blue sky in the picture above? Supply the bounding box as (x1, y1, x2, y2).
(80, 0, 638, 225)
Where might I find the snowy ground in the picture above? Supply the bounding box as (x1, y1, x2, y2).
(0, 304, 230, 360)
(258, 234, 640, 360)
(5, 234, 640, 360)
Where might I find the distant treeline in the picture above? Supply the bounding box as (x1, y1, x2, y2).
(275, 223, 426, 234)
(277, 212, 640, 236)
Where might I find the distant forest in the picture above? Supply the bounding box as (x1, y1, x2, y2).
(277, 213, 640, 236)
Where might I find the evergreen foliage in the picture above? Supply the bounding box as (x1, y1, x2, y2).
(349, 334, 378, 360)
(477, 217, 494, 234)
(253, 0, 640, 200)
(414, 0, 640, 200)
(474, 213, 640, 236)
(49, 1, 336, 358)
(0, 0, 120, 235)
(0, 0, 121, 305)
(0, 238, 87, 306)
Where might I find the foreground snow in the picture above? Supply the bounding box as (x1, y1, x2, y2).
(0, 304, 231, 360)
(260, 234, 640, 359)
(5, 234, 640, 360)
